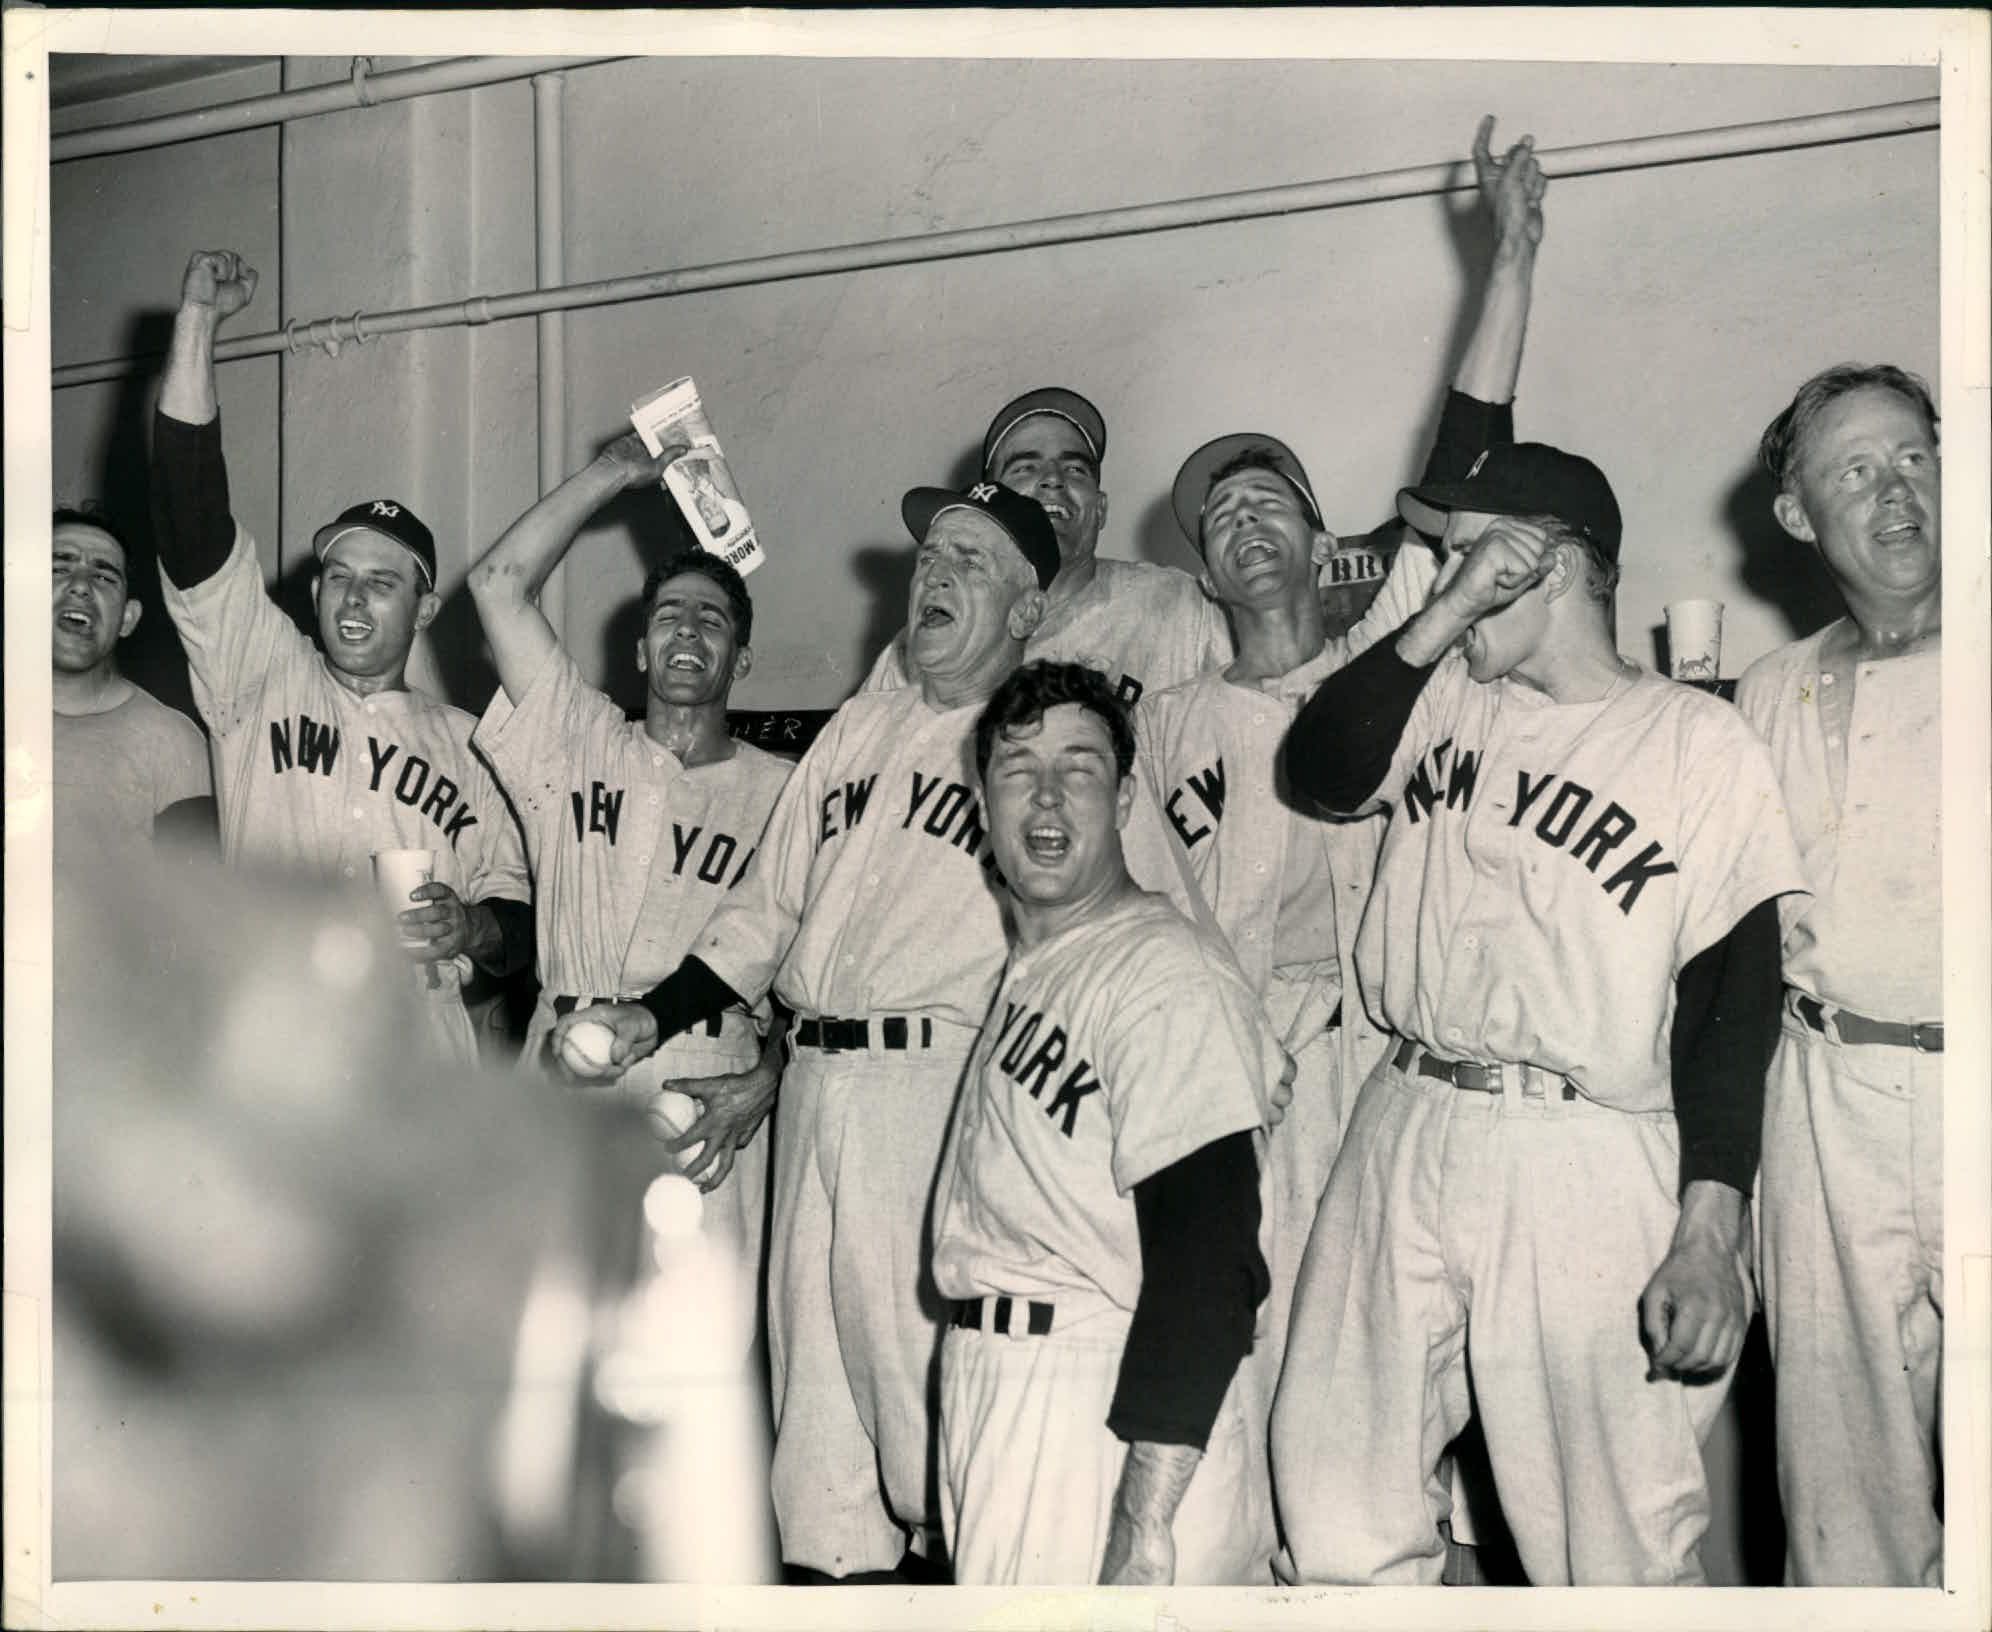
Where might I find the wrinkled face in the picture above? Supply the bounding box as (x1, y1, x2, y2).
(987, 414, 1107, 565)
(312, 531, 435, 680)
(1433, 509, 1552, 684)
(1199, 466, 1323, 606)
(52, 523, 138, 674)
(636, 570, 747, 707)
(908, 508, 1037, 680)
(1777, 385, 1941, 602)
(985, 702, 1132, 909)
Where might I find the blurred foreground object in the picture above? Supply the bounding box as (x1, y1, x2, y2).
(50, 849, 581, 1580)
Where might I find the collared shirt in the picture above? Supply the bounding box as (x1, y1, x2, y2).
(1735, 624, 1940, 1022)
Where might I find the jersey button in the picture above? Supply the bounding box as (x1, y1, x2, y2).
(1819, 672, 1835, 685)
(351, 806, 364, 819)
(342, 865, 355, 879)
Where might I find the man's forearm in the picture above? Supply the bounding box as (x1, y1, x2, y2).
(1099, 1441, 1202, 1582)
(160, 304, 221, 425)
(1452, 239, 1537, 406)
(465, 897, 533, 978)
(470, 455, 625, 609)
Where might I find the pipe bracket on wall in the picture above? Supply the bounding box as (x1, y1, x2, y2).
(349, 57, 377, 109)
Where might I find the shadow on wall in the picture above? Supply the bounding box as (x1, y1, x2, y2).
(82, 312, 202, 724)
(1723, 463, 1844, 643)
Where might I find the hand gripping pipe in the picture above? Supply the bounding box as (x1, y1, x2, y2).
(50, 96, 1938, 390)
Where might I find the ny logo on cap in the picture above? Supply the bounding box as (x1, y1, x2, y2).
(1465, 451, 1491, 482)
(371, 501, 401, 518)
(968, 482, 998, 503)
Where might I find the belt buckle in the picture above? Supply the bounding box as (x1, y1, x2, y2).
(1911, 1022, 1944, 1054)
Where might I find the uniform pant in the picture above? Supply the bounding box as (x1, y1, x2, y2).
(939, 1298, 1270, 1585)
(765, 1034, 973, 1576)
(1270, 1052, 1736, 1585)
(1760, 1016, 1943, 1586)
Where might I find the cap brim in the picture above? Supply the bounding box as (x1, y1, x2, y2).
(1395, 478, 1525, 540)
(1171, 433, 1323, 545)
(311, 522, 436, 587)
(982, 388, 1106, 469)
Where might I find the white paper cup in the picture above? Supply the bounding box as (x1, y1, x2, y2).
(1665, 599, 1724, 681)
(371, 847, 434, 932)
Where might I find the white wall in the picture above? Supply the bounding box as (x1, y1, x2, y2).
(50, 56, 1938, 719)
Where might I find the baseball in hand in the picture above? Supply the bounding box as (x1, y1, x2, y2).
(562, 1019, 620, 1076)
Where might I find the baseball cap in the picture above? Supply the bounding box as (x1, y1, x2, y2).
(1397, 443, 1623, 562)
(981, 387, 1107, 473)
(311, 499, 439, 589)
(1171, 433, 1325, 546)
(902, 480, 1062, 592)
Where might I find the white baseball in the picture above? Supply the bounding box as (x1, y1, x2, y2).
(650, 1088, 706, 1169)
(563, 1018, 620, 1075)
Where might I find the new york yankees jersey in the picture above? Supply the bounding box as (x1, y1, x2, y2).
(1359, 659, 1808, 1112)
(162, 524, 529, 915)
(694, 687, 1012, 1028)
(1125, 537, 1442, 999)
(863, 557, 1232, 707)
(931, 893, 1279, 1310)
(1735, 628, 1940, 1022)
(474, 644, 790, 1010)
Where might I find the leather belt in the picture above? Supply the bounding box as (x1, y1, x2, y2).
(551, 993, 722, 1038)
(1391, 1037, 1576, 1101)
(1792, 992, 1943, 1054)
(795, 1015, 935, 1052)
(950, 1296, 1054, 1337)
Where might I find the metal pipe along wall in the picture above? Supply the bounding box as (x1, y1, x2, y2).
(50, 96, 1939, 390)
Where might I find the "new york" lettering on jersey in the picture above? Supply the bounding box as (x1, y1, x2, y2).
(817, 766, 1004, 881)
(266, 713, 479, 849)
(1164, 758, 1228, 849)
(558, 782, 757, 886)
(989, 997, 1103, 1138)
(1400, 736, 1679, 915)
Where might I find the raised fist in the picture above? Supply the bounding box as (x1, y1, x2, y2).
(182, 250, 259, 322)
(1472, 115, 1546, 251)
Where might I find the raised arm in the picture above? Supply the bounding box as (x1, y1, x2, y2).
(152, 252, 258, 591)
(467, 432, 683, 704)
(1452, 115, 1545, 408)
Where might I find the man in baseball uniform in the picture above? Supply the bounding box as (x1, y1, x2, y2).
(1268, 444, 1809, 1584)
(862, 384, 1227, 705)
(51, 507, 214, 875)
(151, 250, 531, 1065)
(1738, 363, 1943, 1586)
(930, 661, 1282, 1585)
(1127, 123, 1544, 1561)
(466, 432, 793, 1265)
(551, 479, 1060, 1582)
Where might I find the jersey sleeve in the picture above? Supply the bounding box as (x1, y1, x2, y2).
(1121, 693, 1205, 907)
(158, 523, 318, 738)
(458, 748, 532, 907)
(1670, 701, 1812, 966)
(474, 643, 652, 821)
(1189, 589, 1233, 677)
(859, 632, 912, 693)
(154, 705, 214, 812)
(1101, 933, 1274, 1194)
(693, 707, 842, 1003)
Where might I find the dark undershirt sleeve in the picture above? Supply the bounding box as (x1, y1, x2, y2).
(1417, 388, 1515, 491)
(472, 895, 534, 979)
(1283, 628, 1442, 815)
(635, 956, 744, 1047)
(1106, 1130, 1268, 1450)
(1668, 897, 1783, 1196)
(150, 410, 237, 590)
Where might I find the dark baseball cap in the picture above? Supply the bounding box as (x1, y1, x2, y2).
(311, 499, 439, 589)
(902, 480, 1062, 592)
(981, 387, 1107, 473)
(1397, 443, 1623, 562)
(1171, 432, 1325, 546)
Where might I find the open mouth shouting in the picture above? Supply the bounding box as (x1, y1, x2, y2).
(1020, 819, 1072, 867)
(663, 648, 708, 674)
(54, 605, 97, 637)
(334, 615, 376, 645)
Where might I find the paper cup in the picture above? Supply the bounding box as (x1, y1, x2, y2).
(371, 847, 434, 928)
(1665, 599, 1724, 681)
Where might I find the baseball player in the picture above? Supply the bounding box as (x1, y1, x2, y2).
(929, 661, 1283, 1585)
(548, 479, 1061, 1582)
(1126, 121, 1544, 1567)
(1738, 364, 1943, 1586)
(466, 432, 793, 1263)
(51, 507, 214, 874)
(862, 384, 1228, 706)
(1267, 443, 1809, 1584)
(151, 250, 531, 1064)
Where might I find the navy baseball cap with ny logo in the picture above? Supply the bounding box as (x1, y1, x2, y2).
(902, 479, 1062, 591)
(1397, 443, 1623, 562)
(312, 499, 439, 589)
